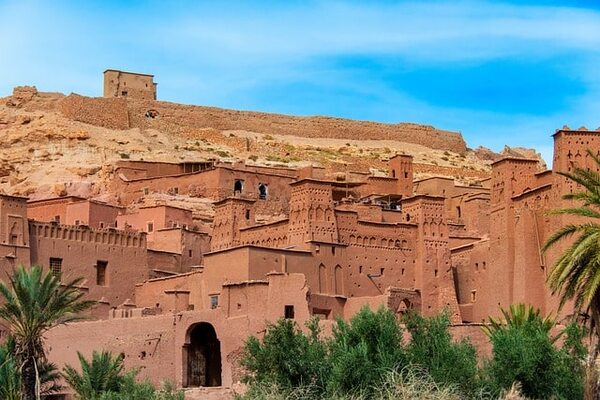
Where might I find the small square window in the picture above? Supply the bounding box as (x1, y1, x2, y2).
(54, 215, 60, 224)
(49, 258, 62, 280)
(210, 295, 219, 309)
(284, 305, 295, 319)
(143, 188, 149, 195)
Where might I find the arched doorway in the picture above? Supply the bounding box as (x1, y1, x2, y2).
(184, 323, 222, 387)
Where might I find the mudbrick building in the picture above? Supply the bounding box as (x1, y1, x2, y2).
(0, 113, 597, 396)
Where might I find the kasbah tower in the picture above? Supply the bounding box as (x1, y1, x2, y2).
(0, 70, 598, 396)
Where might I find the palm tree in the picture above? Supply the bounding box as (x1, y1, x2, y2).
(63, 350, 126, 399)
(482, 303, 558, 341)
(543, 149, 600, 340)
(0, 265, 95, 400)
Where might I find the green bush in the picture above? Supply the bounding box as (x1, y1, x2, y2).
(241, 317, 328, 395)
(98, 375, 184, 400)
(482, 307, 586, 399)
(63, 350, 183, 400)
(238, 305, 587, 400)
(327, 307, 405, 396)
(404, 311, 479, 396)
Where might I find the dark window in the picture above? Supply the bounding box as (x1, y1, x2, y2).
(391, 169, 396, 178)
(456, 206, 462, 219)
(234, 180, 244, 193)
(147, 222, 154, 233)
(258, 183, 268, 200)
(50, 258, 62, 280)
(99, 222, 105, 229)
(188, 249, 193, 257)
(143, 188, 149, 195)
(75, 220, 80, 226)
(121, 90, 128, 97)
(96, 261, 107, 286)
(331, 247, 335, 255)
(404, 172, 409, 178)
(284, 305, 295, 319)
(245, 209, 250, 220)
(54, 215, 60, 224)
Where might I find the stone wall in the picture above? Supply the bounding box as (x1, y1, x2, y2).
(59, 93, 129, 130)
(126, 98, 467, 153)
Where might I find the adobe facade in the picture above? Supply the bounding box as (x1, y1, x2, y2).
(0, 126, 597, 395)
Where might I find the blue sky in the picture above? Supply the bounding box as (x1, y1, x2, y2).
(2, 1, 600, 164)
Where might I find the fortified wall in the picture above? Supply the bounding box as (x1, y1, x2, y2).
(53, 93, 467, 153)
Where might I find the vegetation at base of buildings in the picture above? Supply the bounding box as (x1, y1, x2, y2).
(0, 265, 95, 400)
(64, 350, 184, 400)
(238, 305, 587, 400)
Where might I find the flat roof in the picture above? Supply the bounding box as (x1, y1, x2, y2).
(553, 128, 600, 137)
(204, 244, 312, 256)
(491, 157, 540, 166)
(290, 178, 364, 187)
(0, 193, 29, 200)
(104, 69, 154, 78)
(27, 195, 86, 204)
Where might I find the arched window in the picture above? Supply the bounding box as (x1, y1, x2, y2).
(258, 183, 268, 200)
(234, 179, 244, 194)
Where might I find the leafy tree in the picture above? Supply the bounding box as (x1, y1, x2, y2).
(482, 304, 585, 399)
(241, 317, 328, 395)
(63, 351, 126, 399)
(404, 311, 479, 396)
(0, 265, 95, 400)
(327, 306, 405, 397)
(543, 149, 600, 340)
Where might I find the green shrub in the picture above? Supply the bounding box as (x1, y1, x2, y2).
(0, 342, 21, 400)
(404, 311, 479, 396)
(241, 317, 328, 394)
(327, 306, 406, 397)
(482, 306, 585, 399)
(64, 350, 183, 400)
(98, 375, 184, 400)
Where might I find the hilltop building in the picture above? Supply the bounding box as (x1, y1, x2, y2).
(103, 69, 157, 100)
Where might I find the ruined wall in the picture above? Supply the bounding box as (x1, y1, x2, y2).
(59, 94, 129, 130)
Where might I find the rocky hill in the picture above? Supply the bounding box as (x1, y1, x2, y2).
(0, 86, 543, 200)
